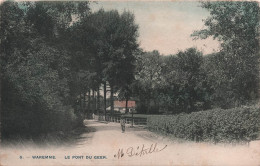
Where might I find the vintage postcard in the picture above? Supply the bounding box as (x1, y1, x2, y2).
(0, 0, 259, 166)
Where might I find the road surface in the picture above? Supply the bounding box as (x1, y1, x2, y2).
(0, 120, 260, 166)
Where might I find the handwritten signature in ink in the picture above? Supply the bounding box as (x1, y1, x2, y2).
(114, 143, 167, 159)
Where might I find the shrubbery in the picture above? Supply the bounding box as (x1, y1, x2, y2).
(2, 93, 85, 142)
(147, 105, 260, 143)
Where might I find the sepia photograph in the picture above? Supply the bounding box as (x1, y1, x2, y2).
(0, 0, 259, 165)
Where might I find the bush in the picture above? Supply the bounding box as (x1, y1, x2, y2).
(2, 102, 83, 140)
(147, 105, 260, 143)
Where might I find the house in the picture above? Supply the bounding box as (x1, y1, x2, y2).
(107, 100, 136, 113)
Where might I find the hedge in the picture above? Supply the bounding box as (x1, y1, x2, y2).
(147, 105, 260, 143)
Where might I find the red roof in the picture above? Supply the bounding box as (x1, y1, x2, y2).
(114, 101, 136, 108)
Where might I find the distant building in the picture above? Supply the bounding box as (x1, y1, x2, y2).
(107, 100, 136, 113)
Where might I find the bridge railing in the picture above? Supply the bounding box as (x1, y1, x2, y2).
(93, 114, 147, 126)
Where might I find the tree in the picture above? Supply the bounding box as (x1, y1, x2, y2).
(134, 48, 209, 114)
(78, 9, 139, 115)
(192, 2, 259, 108)
(158, 48, 207, 113)
(174, 48, 205, 112)
(102, 10, 138, 115)
(134, 50, 164, 114)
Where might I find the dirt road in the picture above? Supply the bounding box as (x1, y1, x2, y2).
(1, 120, 260, 166)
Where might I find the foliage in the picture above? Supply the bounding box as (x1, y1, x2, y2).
(134, 48, 209, 113)
(0, 1, 88, 140)
(192, 1, 259, 108)
(134, 50, 164, 113)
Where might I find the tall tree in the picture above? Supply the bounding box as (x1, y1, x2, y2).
(135, 50, 164, 113)
(101, 10, 138, 115)
(174, 48, 204, 112)
(78, 9, 139, 115)
(192, 1, 259, 108)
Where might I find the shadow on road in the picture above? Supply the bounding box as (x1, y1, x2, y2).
(1, 120, 149, 149)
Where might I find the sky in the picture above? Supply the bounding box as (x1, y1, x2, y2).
(90, 1, 220, 55)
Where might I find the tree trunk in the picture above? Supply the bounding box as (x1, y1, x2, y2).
(125, 98, 128, 114)
(92, 89, 95, 114)
(103, 82, 107, 120)
(154, 98, 159, 113)
(80, 93, 83, 112)
(110, 85, 114, 115)
(83, 92, 86, 117)
(146, 99, 150, 114)
(88, 89, 91, 118)
(97, 86, 100, 115)
(0, 66, 2, 144)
